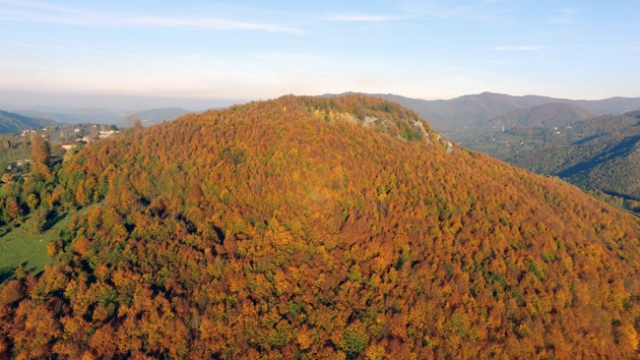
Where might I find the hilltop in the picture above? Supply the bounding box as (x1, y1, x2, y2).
(1, 95, 640, 359)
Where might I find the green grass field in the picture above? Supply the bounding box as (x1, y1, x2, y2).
(0, 213, 71, 281)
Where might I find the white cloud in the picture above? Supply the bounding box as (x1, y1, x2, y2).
(0, 0, 301, 33)
(325, 14, 406, 22)
(494, 44, 584, 52)
(0, 0, 80, 14)
(249, 52, 314, 61)
(400, 0, 515, 24)
(494, 45, 545, 51)
(121, 16, 300, 33)
(2, 41, 179, 66)
(549, 7, 581, 24)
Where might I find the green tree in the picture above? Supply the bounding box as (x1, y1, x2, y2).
(2, 136, 11, 150)
(343, 322, 370, 359)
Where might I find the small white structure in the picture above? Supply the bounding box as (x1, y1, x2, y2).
(76, 137, 93, 144)
(99, 130, 119, 139)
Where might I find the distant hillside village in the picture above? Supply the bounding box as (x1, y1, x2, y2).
(1, 123, 120, 184)
(20, 123, 118, 140)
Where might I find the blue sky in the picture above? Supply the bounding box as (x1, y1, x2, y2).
(0, 0, 639, 108)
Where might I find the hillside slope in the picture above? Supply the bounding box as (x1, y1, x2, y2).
(487, 103, 595, 130)
(1, 95, 640, 359)
(0, 110, 56, 133)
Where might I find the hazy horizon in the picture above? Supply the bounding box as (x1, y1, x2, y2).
(4, 89, 640, 114)
(0, 89, 245, 112)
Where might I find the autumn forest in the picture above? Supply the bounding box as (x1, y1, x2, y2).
(1, 94, 640, 359)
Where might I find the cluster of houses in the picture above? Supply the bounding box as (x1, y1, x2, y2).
(60, 128, 120, 152)
(17, 125, 120, 154)
(2, 125, 121, 181)
(20, 129, 38, 137)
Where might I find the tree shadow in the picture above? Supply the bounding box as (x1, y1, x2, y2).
(602, 189, 640, 202)
(573, 132, 607, 145)
(0, 266, 13, 283)
(43, 211, 67, 232)
(558, 135, 640, 178)
(0, 262, 35, 283)
(0, 226, 11, 237)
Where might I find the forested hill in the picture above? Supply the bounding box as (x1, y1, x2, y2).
(487, 102, 596, 129)
(1, 95, 640, 359)
(0, 109, 56, 133)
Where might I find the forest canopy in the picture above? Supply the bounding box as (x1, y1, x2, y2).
(1, 94, 640, 359)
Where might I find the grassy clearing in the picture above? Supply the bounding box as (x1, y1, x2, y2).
(0, 213, 72, 280)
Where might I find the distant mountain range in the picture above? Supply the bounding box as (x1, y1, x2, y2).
(487, 103, 596, 130)
(136, 107, 190, 125)
(16, 108, 122, 125)
(10, 107, 191, 127)
(378, 92, 640, 141)
(9, 92, 640, 135)
(0, 110, 57, 133)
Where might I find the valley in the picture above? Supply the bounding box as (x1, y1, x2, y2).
(384, 93, 640, 215)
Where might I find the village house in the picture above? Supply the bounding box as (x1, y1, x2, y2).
(99, 130, 119, 139)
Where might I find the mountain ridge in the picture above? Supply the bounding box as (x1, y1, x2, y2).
(0, 109, 57, 133)
(374, 92, 640, 141)
(487, 102, 596, 129)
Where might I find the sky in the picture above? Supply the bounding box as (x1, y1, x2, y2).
(0, 0, 639, 109)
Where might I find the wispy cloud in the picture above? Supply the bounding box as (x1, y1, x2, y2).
(442, 65, 521, 83)
(494, 44, 583, 51)
(122, 16, 299, 33)
(0, 0, 301, 33)
(0, 0, 80, 14)
(0, 61, 71, 73)
(606, 46, 640, 53)
(325, 14, 406, 22)
(400, 0, 515, 24)
(549, 7, 581, 24)
(2, 41, 179, 66)
(494, 46, 545, 51)
(250, 52, 315, 61)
